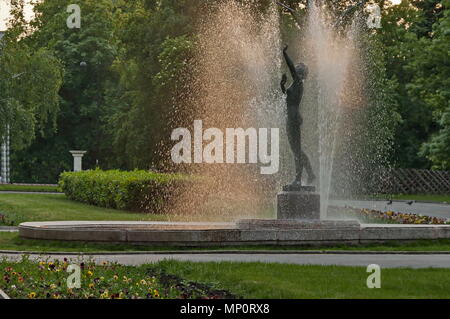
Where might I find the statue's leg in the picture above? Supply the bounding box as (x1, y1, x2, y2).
(293, 129, 304, 184)
(287, 124, 303, 185)
(301, 150, 316, 184)
(294, 152, 303, 183)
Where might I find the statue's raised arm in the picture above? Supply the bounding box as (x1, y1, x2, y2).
(283, 45, 298, 81)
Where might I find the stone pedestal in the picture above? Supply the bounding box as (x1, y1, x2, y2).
(277, 185, 320, 220)
(69, 150, 87, 172)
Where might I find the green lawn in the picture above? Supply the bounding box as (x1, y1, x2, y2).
(131, 260, 450, 298)
(0, 184, 61, 193)
(0, 193, 167, 226)
(1, 232, 450, 253)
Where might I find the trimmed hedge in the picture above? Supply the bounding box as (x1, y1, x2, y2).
(59, 170, 190, 213)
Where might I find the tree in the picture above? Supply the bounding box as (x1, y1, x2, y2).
(379, 0, 446, 168)
(418, 0, 450, 169)
(11, 0, 119, 182)
(103, 0, 197, 170)
(410, 0, 444, 37)
(0, 0, 63, 151)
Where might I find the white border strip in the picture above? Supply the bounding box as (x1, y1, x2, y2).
(0, 288, 10, 299)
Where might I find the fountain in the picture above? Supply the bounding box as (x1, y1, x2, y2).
(18, 0, 450, 246)
(165, 0, 389, 222)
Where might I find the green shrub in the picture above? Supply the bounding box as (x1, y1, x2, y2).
(59, 169, 190, 213)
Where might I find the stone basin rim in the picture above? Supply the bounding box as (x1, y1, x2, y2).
(18, 220, 450, 230)
(19, 221, 237, 231)
(17, 220, 450, 246)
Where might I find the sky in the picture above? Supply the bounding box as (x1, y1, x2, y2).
(0, 0, 35, 31)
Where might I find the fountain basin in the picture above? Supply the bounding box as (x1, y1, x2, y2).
(18, 220, 450, 247)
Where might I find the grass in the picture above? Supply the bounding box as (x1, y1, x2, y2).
(1, 258, 449, 299)
(1, 232, 450, 253)
(157, 260, 450, 298)
(0, 193, 167, 226)
(0, 184, 61, 193)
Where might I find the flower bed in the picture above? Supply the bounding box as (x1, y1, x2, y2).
(329, 206, 450, 224)
(358, 208, 450, 224)
(1, 257, 238, 299)
(59, 169, 192, 213)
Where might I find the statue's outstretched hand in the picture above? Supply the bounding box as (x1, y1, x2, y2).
(283, 45, 288, 52)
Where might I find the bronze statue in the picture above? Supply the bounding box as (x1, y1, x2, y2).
(280, 45, 315, 187)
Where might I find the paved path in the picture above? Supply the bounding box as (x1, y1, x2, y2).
(331, 199, 450, 219)
(1, 252, 450, 268)
(0, 191, 63, 195)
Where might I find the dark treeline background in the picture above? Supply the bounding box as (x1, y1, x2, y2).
(0, 0, 448, 183)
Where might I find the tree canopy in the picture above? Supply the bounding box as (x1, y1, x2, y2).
(0, 0, 63, 151)
(2, 0, 448, 182)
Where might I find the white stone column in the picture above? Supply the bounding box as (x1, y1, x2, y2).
(69, 150, 87, 172)
(0, 134, 6, 184)
(5, 125, 10, 183)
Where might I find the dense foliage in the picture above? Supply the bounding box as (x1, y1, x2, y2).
(59, 169, 190, 212)
(0, 0, 63, 151)
(10, 0, 119, 182)
(1, 0, 448, 182)
(380, 0, 450, 169)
